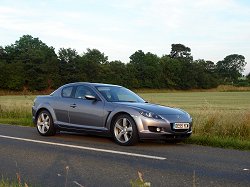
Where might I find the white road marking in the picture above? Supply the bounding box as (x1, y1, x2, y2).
(73, 181, 85, 187)
(0, 134, 166, 160)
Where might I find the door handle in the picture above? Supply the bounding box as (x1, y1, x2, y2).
(70, 104, 77, 108)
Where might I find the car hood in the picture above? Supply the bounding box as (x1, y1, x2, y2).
(114, 102, 186, 115)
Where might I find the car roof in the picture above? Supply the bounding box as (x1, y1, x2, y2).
(62, 82, 122, 88)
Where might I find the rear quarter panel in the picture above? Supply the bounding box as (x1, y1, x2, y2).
(33, 95, 58, 124)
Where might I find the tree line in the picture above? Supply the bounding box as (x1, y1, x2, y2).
(0, 35, 249, 91)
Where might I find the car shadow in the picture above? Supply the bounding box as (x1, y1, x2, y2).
(53, 131, 187, 148)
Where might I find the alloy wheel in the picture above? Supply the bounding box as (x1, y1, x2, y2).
(37, 112, 51, 134)
(114, 117, 133, 143)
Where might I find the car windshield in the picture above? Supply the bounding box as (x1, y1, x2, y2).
(96, 86, 145, 103)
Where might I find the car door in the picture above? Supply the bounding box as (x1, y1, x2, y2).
(68, 85, 105, 127)
(53, 86, 74, 124)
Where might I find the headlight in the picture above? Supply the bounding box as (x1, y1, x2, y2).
(185, 112, 192, 120)
(139, 111, 162, 119)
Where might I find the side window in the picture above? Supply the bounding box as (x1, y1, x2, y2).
(99, 90, 112, 101)
(61, 86, 73, 98)
(74, 86, 96, 99)
(117, 91, 136, 102)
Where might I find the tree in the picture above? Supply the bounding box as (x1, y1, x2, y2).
(160, 55, 199, 89)
(0, 46, 6, 62)
(129, 50, 161, 88)
(170, 44, 193, 61)
(0, 46, 7, 88)
(5, 35, 56, 64)
(246, 73, 250, 84)
(58, 48, 79, 64)
(81, 48, 108, 82)
(216, 54, 246, 83)
(83, 48, 108, 64)
(58, 48, 81, 84)
(0, 35, 231, 91)
(160, 55, 180, 88)
(192, 59, 219, 88)
(98, 60, 127, 86)
(4, 35, 58, 90)
(5, 62, 25, 90)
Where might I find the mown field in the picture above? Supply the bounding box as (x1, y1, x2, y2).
(0, 92, 249, 150)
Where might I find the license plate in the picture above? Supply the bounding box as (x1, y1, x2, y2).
(173, 123, 190, 129)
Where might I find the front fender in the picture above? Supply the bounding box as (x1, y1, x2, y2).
(105, 107, 144, 132)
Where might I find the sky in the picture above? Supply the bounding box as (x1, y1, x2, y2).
(0, 0, 250, 75)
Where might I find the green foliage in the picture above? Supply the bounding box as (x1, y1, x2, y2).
(0, 35, 248, 91)
(5, 62, 25, 90)
(170, 43, 193, 61)
(80, 48, 108, 82)
(58, 48, 82, 84)
(185, 135, 250, 150)
(129, 50, 161, 88)
(1, 172, 31, 187)
(217, 54, 246, 83)
(0, 178, 28, 187)
(2, 35, 58, 90)
(130, 172, 151, 187)
(192, 59, 219, 89)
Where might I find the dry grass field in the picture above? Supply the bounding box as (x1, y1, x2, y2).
(140, 92, 250, 149)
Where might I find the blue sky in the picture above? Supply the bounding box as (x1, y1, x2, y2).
(0, 0, 250, 74)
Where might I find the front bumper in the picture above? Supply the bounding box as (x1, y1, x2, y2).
(132, 115, 192, 140)
(138, 130, 192, 139)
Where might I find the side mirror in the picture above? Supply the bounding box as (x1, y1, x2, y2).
(85, 95, 97, 100)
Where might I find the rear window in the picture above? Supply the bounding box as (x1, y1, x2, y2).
(61, 86, 73, 98)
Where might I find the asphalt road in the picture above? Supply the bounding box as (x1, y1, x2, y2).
(0, 124, 249, 187)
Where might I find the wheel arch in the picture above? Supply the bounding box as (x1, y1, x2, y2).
(109, 111, 140, 145)
(35, 104, 57, 124)
(107, 111, 138, 133)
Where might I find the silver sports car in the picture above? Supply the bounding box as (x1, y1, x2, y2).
(32, 82, 192, 145)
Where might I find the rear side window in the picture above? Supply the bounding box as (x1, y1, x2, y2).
(61, 86, 73, 98)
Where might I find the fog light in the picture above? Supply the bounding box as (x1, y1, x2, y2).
(156, 127, 161, 132)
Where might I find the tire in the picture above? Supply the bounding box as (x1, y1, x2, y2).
(36, 110, 56, 136)
(112, 114, 138, 146)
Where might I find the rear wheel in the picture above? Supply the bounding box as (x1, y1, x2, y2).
(112, 114, 138, 146)
(36, 110, 56, 136)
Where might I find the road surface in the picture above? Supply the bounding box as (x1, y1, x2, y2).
(0, 124, 249, 187)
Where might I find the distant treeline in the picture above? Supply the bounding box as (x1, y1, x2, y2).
(0, 35, 249, 91)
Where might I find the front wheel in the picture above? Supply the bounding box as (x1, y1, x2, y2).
(36, 110, 56, 136)
(112, 114, 138, 146)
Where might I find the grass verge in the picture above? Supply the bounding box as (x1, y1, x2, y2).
(0, 95, 34, 127)
(185, 135, 250, 150)
(0, 177, 29, 187)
